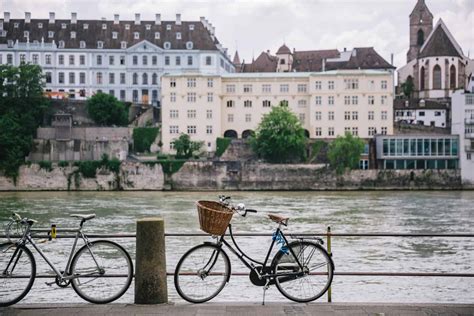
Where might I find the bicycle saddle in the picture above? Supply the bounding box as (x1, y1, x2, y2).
(267, 213, 289, 226)
(70, 214, 96, 221)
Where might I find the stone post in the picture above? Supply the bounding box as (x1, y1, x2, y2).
(135, 218, 168, 304)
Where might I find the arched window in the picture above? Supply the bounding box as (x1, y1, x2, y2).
(433, 65, 442, 90)
(152, 73, 158, 85)
(242, 130, 255, 139)
(420, 67, 425, 91)
(449, 65, 456, 89)
(223, 130, 238, 138)
(417, 29, 424, 46)
(142, 73, 148, 85)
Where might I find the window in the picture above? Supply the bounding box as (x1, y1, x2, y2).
(244, 100, 252, 108)
(315, 112, 322, 120)
(112, 32, 118, 39)
(328, 81, 334, 90)
(315, 81, 322, 90)
(419, 111, 425, 117)
(280, 84, 289, 93)
(118, 73, 125, 84)
(207, 93, 213, 102)
(97, 55, 102, 65)
(207, 78, 213, 88)
(134, 32, 139, 40)
(187, 92, 196, 102)
(58, 55, 65, 65)
(79, 72, 86, 84)
(83, 23, 89, 30)
(102, 23, 107, 30)
(280, 100, 289, 107)
(344, 96, 350, 105)
(297, 84, 307, 93)
(368, 96, 375, 105)
(381, 96, 387, 105)
(187, 56, 193, 66)
(14, 23, 19, 28)
(119, 90, 126, 101)
(344, 111, 351, 120)
(205, 56, 212, 65)
(243, 84, 252, 93)
(141, 56, 147, 66)
(187, 110, 196, 119)
(227, 100, 235, 108)
(381, 111, 388, 120)
(45, 72, 52, 84)
(435, 111, 442, 117)
(155, 32, 160, 39)
(133, 73, 138, 85)
(328, 127, 335, 136)
(170, 92, 176, 102)
(133, 90, 138, 102)
(142, 73, 148, 85)
(79, 55, 85, 65)
(48, 31, 54, 38)
(262, 84, 271, 93)
(352, 96, 358, 105)
(228, 114, 234, 122)
(133, 56, 138, 65)
(226, 85, 236, 93)
(170, 125, 179, 134)
(152, 56, 158, 66)
(45, 54, 52, 65)
(38, 23, 43, 29)
(176, 32, 181, 39)
(263, 100, 271, 108)
(166, 24, 172, 31)
(368, 111, 374, 120)
(381, 127, 387, 135)
(58, 72, 65, 84)
(121, 42, 127, 49)
(170, 110, 179, 118)
(152, 73, 158, 85)
(206, 110, 213, 119)
(32, 54, 39, 65)
(352, 111, 358, 120)
(108, 90, 115, 97)
(109, 73, 115, 84)
(175, 56, 181, 66)
(344, 79, 358, 90)
(170, 79, 176, 87)
(165, 56, 170, 65)
(6, 54, 12, 65)
(187, 78, 196, 88)
(186, 41, 193, 49)
(315, 127, 322, 136)
(245, 114, 251, 122)
(328, 111, 334, 120)
(368, 127, 375, 136)
(164, 42, 171, 49)
(315, 96, 322, 105)
(109, 56, 114, 65)
(206, 125, 213, 134)
(328, 96, 334, 105)
(96, 72, 103, 85)
(187, 126, 197, 134)
(381, 80, 388, 90)
(433, 65, 442, 90)
(352, 127, 358, 136)
(97, 41, 103, 49)
(299, 113, 305, 124)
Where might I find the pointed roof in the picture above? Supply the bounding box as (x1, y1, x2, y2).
(419, 19, 464, 58)
(240, 51, 278, 72)
(410, 0, 433, 18)
(276, 44, 291, 55)
(233, 51, 241, 65)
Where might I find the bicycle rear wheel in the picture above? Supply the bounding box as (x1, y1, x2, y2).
(272, 241, 334, 303)
(174, 243, 230, 303)
(70, 240, 133, 304)
(0, 243, 36, 307)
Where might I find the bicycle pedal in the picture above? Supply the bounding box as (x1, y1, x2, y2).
(45, 281, 55, 287)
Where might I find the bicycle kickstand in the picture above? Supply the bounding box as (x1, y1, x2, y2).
(262, 278, 270, 306)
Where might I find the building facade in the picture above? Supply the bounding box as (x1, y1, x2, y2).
(161, 70, 394, 153)
(0, 12, 234, 104)
(394, 99, 449, 128)
(452, 90, 474, 183)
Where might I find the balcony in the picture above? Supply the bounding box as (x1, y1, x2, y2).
(465, 118, 474, 125)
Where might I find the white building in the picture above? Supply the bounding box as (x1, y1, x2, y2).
(161, 70, 394, 154)
(452, 90, 474, 184)
(394, 99, 448, 128)
(0, 12, 234, 104)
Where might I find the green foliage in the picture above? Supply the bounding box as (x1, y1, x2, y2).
(0, 64, 50, 181)
(133, 127, 159, 153)
(327, 133, 365, 175)
(72, 154, 122, 178)
(215, 137, 232, 157)
(172, 134, 203, 159)
(38, 160, 52, 172)
(250, 106, 307, 163)
(401, 77, 414, 98)
(156, 154, 168, 160)
(86, 92, 128, 126)
(308, 140, 327, 163)
(58, 161, 69, 168)
(77, 160, 102, 178)
(147, 159, 186, 176)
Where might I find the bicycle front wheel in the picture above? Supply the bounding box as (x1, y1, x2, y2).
(174, 243, 230, 303)
(70, 240, 133, 304)
(0, 243, 36, 307)
(272, 241, 334, 303)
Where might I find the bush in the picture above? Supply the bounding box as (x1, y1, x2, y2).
(172, 134, 203, 159)
(133, 127, 159, 153)
(156, 154, 168, 160)
(38, 160, 52, 172)
(58, 160, 69, 167)
(215, 137, 232, 157)
(86, 92, 128, 126)
(157, 159, 186, 175)
(77, 160, 101, 178)
(327, 133, 365, 175)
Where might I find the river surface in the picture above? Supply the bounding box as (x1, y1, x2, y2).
(0, 191, 473, 304)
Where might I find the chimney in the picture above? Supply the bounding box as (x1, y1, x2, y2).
(176, 14, 181, 25)
(343, 47, 347, 52)
(114, 14, 119, 24)
(25, 12, 31, 23)
(4, 12, 10, 23)
(391, 53, 394, 66)
(155, 14, 161, 25)
(49, 12, 55, 24)
(135, 13, 140, 25)
(71, 12, 77, 24)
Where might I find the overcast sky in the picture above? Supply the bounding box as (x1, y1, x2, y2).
(2, 0, 473, 68)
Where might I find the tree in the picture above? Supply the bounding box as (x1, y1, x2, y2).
(401, 77, 414, 98)
(0, 64, 50, 180)
(327, 133, 365, 175)
(250, 106, 307, 163)
(172, 134, 203, 159)
(86, 92, 128, 126)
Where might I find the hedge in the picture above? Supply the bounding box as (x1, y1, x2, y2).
(133, 127, 159, 153)
(215, 137, 232, 157)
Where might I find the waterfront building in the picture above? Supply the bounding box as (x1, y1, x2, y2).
(161, 69, 394, 153)
(451, 90, 474, 183)
(394, 99, 449, 128)
(398, 0, 474, 99)
(374, 135, 459, 170)
(0, 12, 234, 104)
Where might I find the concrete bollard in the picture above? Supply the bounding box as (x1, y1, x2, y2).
(135, 217, 168, 304)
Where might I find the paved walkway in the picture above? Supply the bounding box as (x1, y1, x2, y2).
(1, 303, 473, 316)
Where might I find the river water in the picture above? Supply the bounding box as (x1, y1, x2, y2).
(0, 191, 473, 304)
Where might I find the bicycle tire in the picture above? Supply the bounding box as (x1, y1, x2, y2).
(70, 240, 133, 304)
(174, 243, 230, 303)
(0, 243, 36, 307)
(272, 240, 334, 303)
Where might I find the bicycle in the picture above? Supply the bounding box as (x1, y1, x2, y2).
(0, 212, 133, 307)
(174, 196, 335, 304)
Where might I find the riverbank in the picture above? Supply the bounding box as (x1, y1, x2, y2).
(0, 161, 470, 191)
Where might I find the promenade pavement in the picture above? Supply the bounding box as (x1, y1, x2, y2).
(1, 303, 473, 316)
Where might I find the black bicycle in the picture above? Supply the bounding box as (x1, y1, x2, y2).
(174, 196, 335, 304)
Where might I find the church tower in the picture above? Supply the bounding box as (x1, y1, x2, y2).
(407, 0, 433, 63)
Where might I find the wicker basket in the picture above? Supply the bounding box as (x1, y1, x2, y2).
(197, 200, 234, 235)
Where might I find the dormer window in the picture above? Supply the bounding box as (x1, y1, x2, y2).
(58, 41, 65, 48)
(38, 23, 43, 29)
(121, 41, 127, 49)
(189, 24, 194, 31)
(134, 32, 139, 39)
(155, 32, 160, 39)
(97, 41, 103, 49)
(176, 32, 181, 39)
(48, 31, 54, 38)
(80, 41, 86, 48)
(146, 24, 151, 30)
(61, 23, 67, 29)
(14, 23, 19, 28)
(24, 31, 29, 38)
(71, 31, 76, 39)
(125, 24, 130, 30)
(102, 23, 107, 30)
(166, 24, 171, 31)
(164, 41, 171, 49)
(112, 32, 118, 39)
(83, 23, 89, 30)
(186, 41, 193, 49)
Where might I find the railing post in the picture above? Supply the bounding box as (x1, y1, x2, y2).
(327, 226, 332, 303)
(135, 217, 168, 304)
